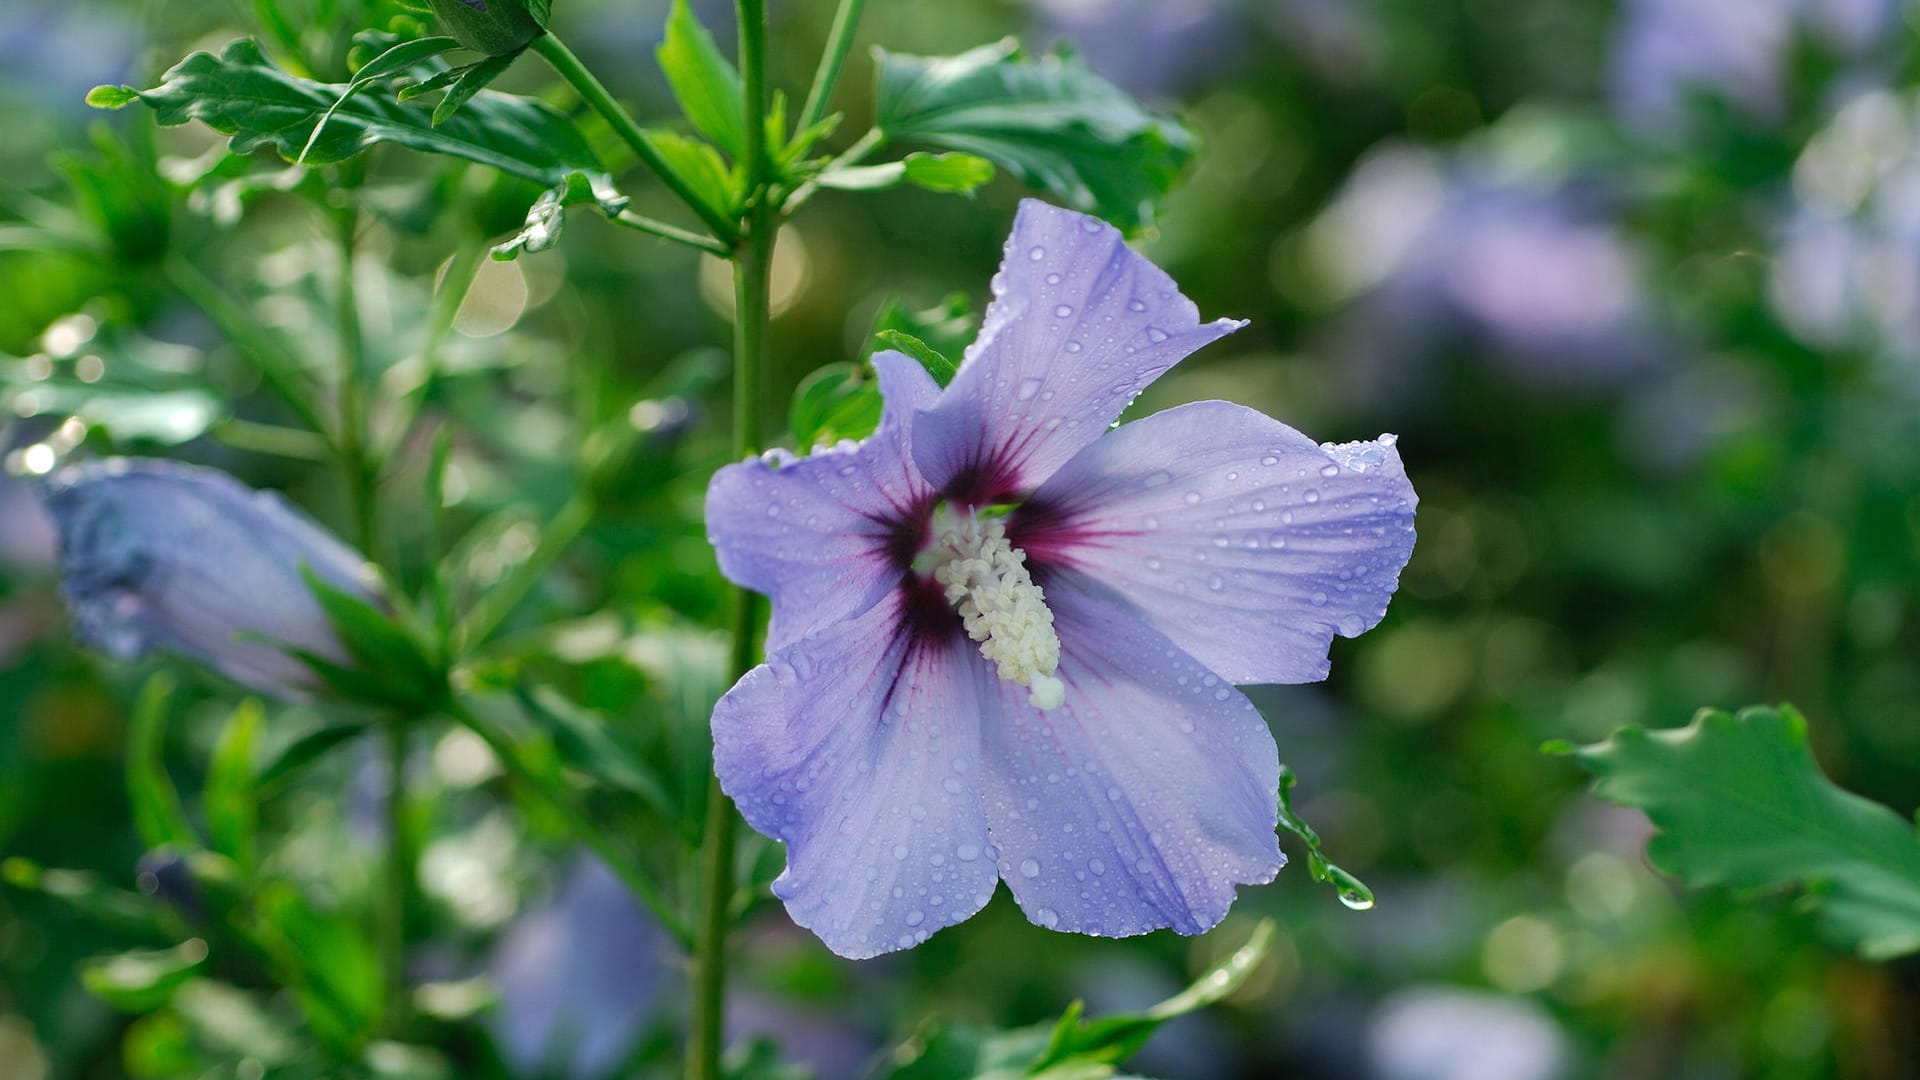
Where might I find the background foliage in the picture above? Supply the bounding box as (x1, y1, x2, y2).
(2, 0, 1918, 1077)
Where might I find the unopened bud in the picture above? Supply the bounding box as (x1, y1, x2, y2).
(427, 0, 546, 56)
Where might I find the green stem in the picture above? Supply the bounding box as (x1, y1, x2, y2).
(163, 255, 331, 438)
(780, 127, 883, 214)
(444, 698, 694, 946)
(798, 0, 868, 132)
(690, 5, 771, 1079)
(333, 206, 377, 557)
(529, 32, 741, 247)
(380, 722, 413, 1031)
(613, 210, 735, 256)
(455, 493, 596, 651)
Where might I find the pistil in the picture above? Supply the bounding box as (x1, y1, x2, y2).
(921, 505, 1066, 709)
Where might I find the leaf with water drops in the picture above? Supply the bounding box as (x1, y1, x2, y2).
(1277, 764, 1375, 911)
(1569, 704, 1920, 959)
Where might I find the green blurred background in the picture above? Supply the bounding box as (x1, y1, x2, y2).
(3, 0, 1919, 1077)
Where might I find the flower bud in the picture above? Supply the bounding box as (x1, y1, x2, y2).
(40, 459, 379, 699)
(427, 0, 546, 56)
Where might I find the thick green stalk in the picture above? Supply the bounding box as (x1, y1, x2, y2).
(798, 0, 869, 132)
(690, 4, 771, 1079)
(529, 33, 741, 247)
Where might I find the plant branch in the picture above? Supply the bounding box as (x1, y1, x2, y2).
(798, 0, 868, 133)
(529, 32, 741, 247)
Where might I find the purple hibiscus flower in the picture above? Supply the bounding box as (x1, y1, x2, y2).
(706, 201, 1418, 959)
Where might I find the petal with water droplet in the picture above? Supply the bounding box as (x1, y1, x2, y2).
(1018, 401, 1418, 684)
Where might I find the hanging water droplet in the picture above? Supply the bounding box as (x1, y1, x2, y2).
(1338, 887, 1375, 911)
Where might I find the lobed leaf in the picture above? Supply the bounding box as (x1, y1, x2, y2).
(1572, 704, 1920, 959)
(96, 39, 607, 189)
(874, 39, 1196, 233)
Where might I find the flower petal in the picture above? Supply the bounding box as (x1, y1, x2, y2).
(980, 584, 1283, 938)
(1019, 401, 1417, 685)
(712, 591, 997, 959)
(912, 200, 1245, 502)
(706, 352, 939, 650)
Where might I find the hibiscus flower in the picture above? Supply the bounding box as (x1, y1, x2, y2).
(707, 200, 1418, 958)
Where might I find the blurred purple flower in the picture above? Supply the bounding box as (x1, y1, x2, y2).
(489, 859, 669, 1080)
(1610, 0, 1897, 130)
(1307, 145, 1661, 397)
(1365, 986, 1570, 1080)
(40, 458, 376, 698)
(1029, 0, 1243, 98)
(707, 200, 1417, 958)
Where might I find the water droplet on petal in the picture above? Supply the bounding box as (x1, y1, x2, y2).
(1017, 377, 1043, 400)
(1036, 907, 1060, 928)
(1029, 245, 1046, 261)
(1020, 858, 1041, 878)
(1054, 304, 1074, 318)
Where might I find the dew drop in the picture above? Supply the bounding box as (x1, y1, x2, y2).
(1017, 377, 1043, 401)
(1064, 340, 1083, 353)
(1020, 858, 1041, 879)
(1339, 888, 1375, 911)
(1127, 298, 1147, 313)
(1036, 907, 1060, 928)
(1183, 490, 1202, 504)
(1207, 574, 1223, 591)
(893, 844, 910, 860)
(1053, 304, 1075, 318)
(906, 909, 925, 926)
(1045, 272, 1062, 285)
(1303, 489, 1321, 504)
(1319, 463, 1340, 478)
(957, 843, 981, 861)
(1310, 591, 1328, 607)
(1146, 327, 1169, 343)
(1029, 245, 1046, 261)
(944, 776, 964, 794)
(1142, 471, 1173, 488)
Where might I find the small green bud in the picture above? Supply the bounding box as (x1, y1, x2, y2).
(427, 0, 546, 56)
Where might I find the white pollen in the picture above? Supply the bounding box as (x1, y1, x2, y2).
(926, 508, 1064, 709)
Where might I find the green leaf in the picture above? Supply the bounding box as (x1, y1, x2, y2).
(1275, 764, 1375, 911)
(255, 720, 375, 795)
(816, 151, 995, 196)
(872, 330, 959, 387)
(644, 129, 739, 221)
(657, 0, 745, 160)
(128, 674, 199, 853)
(299, 569, 446, 710)
(432, 50, 520, 126)
(491, 170, 633, 260)
(517, 687, 676, 819)
(874, 38, 1196, 233)
(81, 940, 210, 1012)
(204, 700, 263, 870)
(103, 39, 607, 188)
(298, 36, 462, 163)
(789, 361, 882, 449)
(1574, 704, 1920, 960)
(870, 293, 978, 365)
(881, 921, 1273, 1080)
